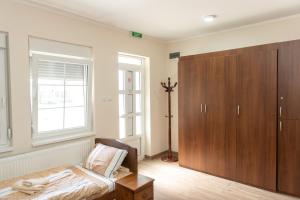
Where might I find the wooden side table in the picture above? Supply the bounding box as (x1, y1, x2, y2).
(116, 174, 154, 200)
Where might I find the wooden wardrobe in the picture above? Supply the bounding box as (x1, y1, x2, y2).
(178, 40, 300, 197)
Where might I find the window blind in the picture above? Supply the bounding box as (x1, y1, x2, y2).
(32, 55, 91, 136)
(37, 60, 86, 83)
(65, 64, 86, 83)
(38, 60, 65, 81)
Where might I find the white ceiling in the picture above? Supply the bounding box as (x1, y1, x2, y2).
(22, 0, 300, 41)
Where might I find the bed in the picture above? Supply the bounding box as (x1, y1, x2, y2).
(0, 138, 138, 200)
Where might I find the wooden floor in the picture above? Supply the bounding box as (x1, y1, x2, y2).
(139, 159, 300, 200)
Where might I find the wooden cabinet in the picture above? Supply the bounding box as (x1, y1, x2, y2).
(278, 41, 300, 120)
(116, 174, 154, 200)
(205, 55, 237, 179)
(179, 40, 300, 196)
(236, 50, 277, 191)
(178, 47, 277, 191)
(278, 41, 300, 197)
(179, 55, 238, 177)
(178, 57, 208, 171)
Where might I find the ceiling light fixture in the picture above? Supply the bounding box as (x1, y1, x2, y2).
(203, 15, 217, 22)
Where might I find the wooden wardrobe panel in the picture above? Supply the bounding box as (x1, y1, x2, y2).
(236, 50, 277, 191)
(278, 41, 300, 120)
(206, 56, 237, 179)
(178, 58, 207, 171)
(278, 40, 300, 197)
(278, 120, 300, 196)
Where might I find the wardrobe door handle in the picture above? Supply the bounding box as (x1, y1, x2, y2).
(280, 121, 282, 132)
(200, 104, 203, 113)
(204, 104, 207, 113)
(279, 106, 282, 118)
(237, 105, 240, 116)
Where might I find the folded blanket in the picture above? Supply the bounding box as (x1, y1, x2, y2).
(12, 181, 46, 195)
(12, 169, 73, 195)
(23, 178, 49, 187)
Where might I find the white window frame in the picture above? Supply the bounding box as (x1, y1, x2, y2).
(0, 32, 12, 153)
(30, 53, 93, 146)
(118, 54, 146, 159)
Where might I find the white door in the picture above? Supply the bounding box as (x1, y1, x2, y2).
(118, 54, 145, 160)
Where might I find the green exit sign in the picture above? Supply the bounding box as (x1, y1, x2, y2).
(131, 31, 143, 38)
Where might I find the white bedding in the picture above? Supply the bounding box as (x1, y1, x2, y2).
(74, 165, 115, 192)
(0, 165, 130, 199)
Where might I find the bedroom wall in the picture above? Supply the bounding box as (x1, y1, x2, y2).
(167, 14, 300, 151)
(0, 0, 168, 158)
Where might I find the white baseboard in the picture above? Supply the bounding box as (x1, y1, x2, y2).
(0, 139, 93, 181)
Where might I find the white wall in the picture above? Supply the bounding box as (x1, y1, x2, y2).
(167, 14, 300, 151)
(0, 0, 168, 158)
(4, 0, 299, 159)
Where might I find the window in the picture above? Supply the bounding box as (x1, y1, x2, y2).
(118, 54, 144, 139)
(30, 38, 93, 146)
(0, 32, 11, 152)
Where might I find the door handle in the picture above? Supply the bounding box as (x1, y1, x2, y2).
(200, 104, 203, 113)
(204, 104, 207, 113)
(280, 121, 282, 132)
(237, 105, 240, 116)
(279, 106, 282, 118)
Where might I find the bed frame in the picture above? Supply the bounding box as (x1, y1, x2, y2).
(89, 138, 138, 200)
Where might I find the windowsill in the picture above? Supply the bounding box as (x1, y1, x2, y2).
(0, 146, 13, 153)
(32, 132, 95, 147)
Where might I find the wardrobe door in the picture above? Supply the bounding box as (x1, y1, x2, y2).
(278, 41, 300, 197)
(206, 55, 237, 179)
(278, 120, 300, 196)
(278, 41, 300, 120)
(236, 50, 277, 191)
(178, 58, 207, 171)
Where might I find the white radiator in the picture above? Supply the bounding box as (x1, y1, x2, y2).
(0, 139, 93, 180)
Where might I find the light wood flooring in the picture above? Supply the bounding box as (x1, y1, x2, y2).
(139, 159, 300, 200)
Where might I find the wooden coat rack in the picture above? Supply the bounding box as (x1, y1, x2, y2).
(161, 77, 178, 162)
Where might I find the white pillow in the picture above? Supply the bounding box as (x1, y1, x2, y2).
(84, 143, 128, 178)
